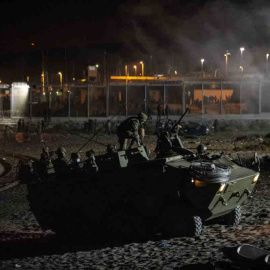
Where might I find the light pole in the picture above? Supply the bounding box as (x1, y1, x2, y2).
(266, 54, 269, 74)
(140, 61, 144, 76)
(58, 72, 62, 88)
(96, 64, 99, 82)
(201, 59, 204, 76)
(224, 50, 231, 77)
(133, 65, 137, 76)
(240, 47, 245, 70)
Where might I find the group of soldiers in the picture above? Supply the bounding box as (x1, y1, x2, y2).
(38, 146, 99, 181)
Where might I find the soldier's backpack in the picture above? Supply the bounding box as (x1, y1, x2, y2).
(116, 117, 137, 134)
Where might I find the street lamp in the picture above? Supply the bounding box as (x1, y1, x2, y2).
(140, 61, 144, 76)
(240, 66, 244, 72)
(266, 54, 269, 74)
(133, 65, 137, 76)
(240, 47, 245, 69)
(201, 59, 205, 76)
(58, 72, 62, 88)
(96, 64, 99, 82)
(224, 50, 231, 77)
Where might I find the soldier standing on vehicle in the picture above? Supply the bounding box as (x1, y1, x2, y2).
(117, 112, 148, 150)
(83, 149, 99, 174)
(52, 147, 69, 179)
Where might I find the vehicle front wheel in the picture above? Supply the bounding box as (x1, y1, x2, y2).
(222, 205, 241, 226)
(186, 216, 203, 237)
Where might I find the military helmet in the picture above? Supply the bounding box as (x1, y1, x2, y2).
(138, 112, 148, 122)
(56, 147, 66, 158)
(86, 149, 95, 158)
(71, 152, 80, 160)
(106, 143, 117, 154)
(197, 144, 207, 154)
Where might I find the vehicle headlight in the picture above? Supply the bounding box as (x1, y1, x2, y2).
(218, 183, 226, 193)
(194, 180, 208, 187)
(252, 173, 260, 183)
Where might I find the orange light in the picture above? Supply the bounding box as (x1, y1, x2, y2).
(31, 43, 35, 46)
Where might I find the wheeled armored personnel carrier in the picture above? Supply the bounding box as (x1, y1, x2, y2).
(18, 140, 259, 240)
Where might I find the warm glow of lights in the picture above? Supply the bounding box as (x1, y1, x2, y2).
(30, 43, 35, 46)
(240, 66, 244, 71)
(240, 47, 245, 53)
(96, 64, 99, 68)
(253, 173, 260, 183)
(267, 54, 269, 60)
(218, 183, 226, 193)
(201, 59, 205, 64)
(174, 71, 177, 75)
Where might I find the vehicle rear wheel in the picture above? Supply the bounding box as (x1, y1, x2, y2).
(222, 205, 241, 226)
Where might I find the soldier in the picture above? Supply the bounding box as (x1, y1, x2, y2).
(157, 103, 162, 122)
(147, 106, 152, 120)
(165, 104, 169, 120)
(83, 149, 99, 175)
(213, 119, 220, 133)
(69, 152, 83, 175)
(117, 112, 148, 150)
(52, 147, 69, 180)
(87, 119, 94, 134)
(106, 120, 112, 135)
(21, 119, 25, 132)
(41, 120, 45, 132)
(17, 119, 22, 132)
(3, 125, 10, 144)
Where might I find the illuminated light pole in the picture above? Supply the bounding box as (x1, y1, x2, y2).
(41, 72, 45, 93)
(240, 66, 244, 72)
(266, 54, 269, 74)
(133, 65, 137, 76)
(96, 64, 99, 82)
(240, 47, 245, 65)
(224, 50, 231, 77)
(201, 59, 205, 76)
(140, 61, 144, 76)
(58, 72, 62, 88)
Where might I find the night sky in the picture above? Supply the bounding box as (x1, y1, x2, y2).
(1, 0, 270, 83)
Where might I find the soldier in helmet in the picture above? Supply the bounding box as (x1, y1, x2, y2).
(52, 147, 69, 180)
(69, 152, 83, 176)
(116, 112, 148, 150)
(83, 149, 99, 175)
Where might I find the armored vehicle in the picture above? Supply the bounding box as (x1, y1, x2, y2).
(18, 140, 259, 240)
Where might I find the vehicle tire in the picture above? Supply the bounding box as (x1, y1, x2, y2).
(186, 216, 203, 237)
(222, 205, 241, 226)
